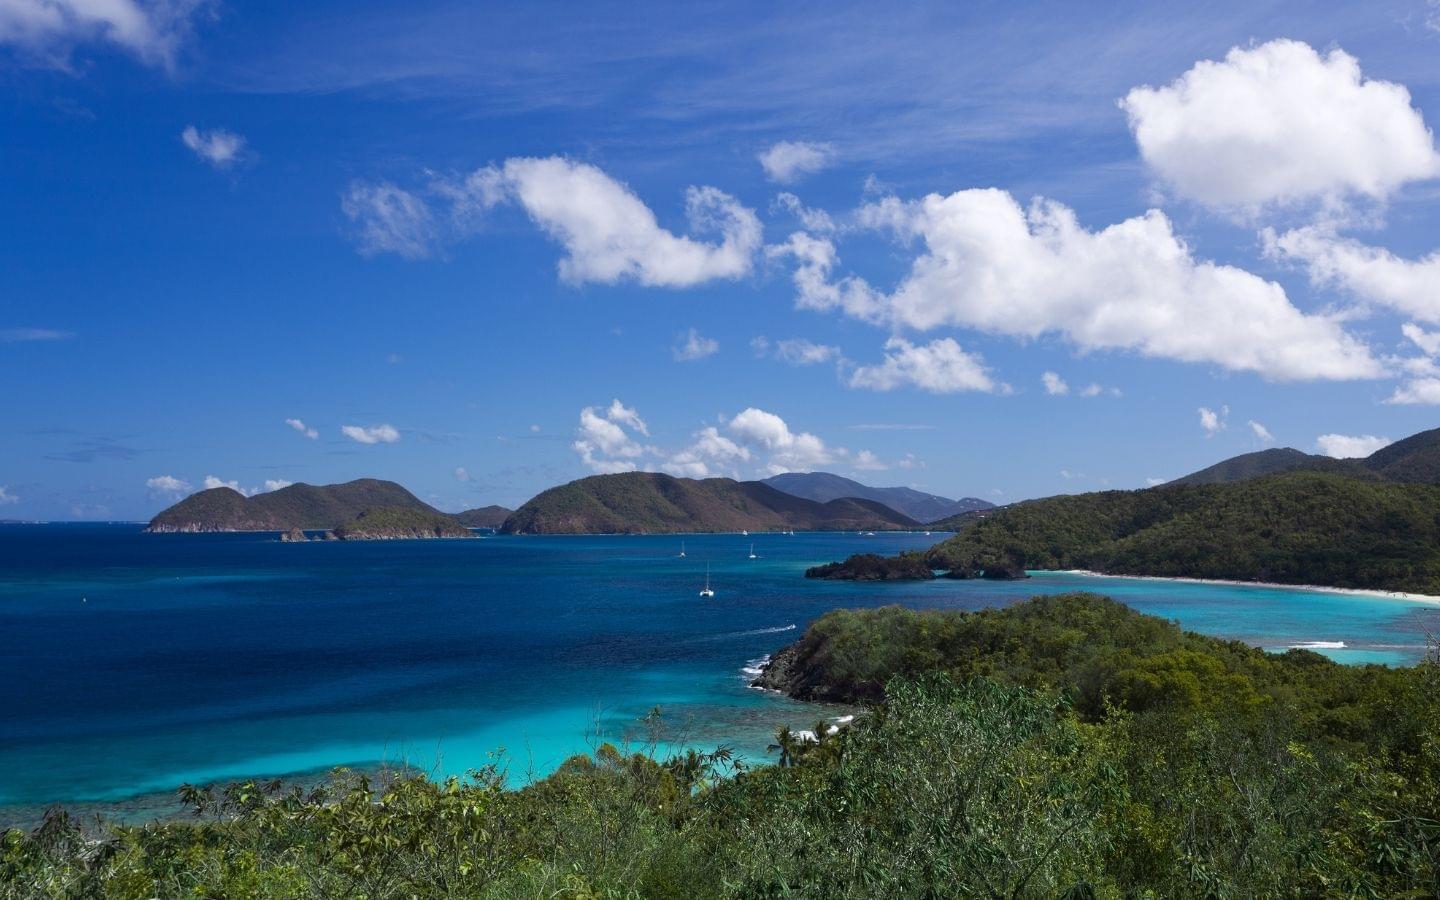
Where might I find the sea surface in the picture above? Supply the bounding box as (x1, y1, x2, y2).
(2, 524, 1437, 825)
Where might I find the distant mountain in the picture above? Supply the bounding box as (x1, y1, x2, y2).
(1169, 426, 1440, 487)
(761, 472, 993, 523)
(1167, 448, 1367, 486)
(500, 472, 919, 534)
(146, 479, 444, 533)
(454, 505, 513, 528)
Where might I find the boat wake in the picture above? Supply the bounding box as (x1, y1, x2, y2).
(1288, 640, 1346, 649)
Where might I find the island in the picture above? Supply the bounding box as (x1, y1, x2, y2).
(331, 507, 473, 540)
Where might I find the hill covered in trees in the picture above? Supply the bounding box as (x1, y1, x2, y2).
(7, 594, 1435, 896)
(499, 472, 918, 534)
(146, 479, 447, 533)
(1169, 425, 1440, 486)
(331, 507, 474, 540)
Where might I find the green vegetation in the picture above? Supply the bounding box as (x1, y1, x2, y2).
(332, 507, 473, 540)
(919, 471, 1440, 593)
(145, 479, 450, 533)
(1168, 425, 1440, 487)
(453, 505, 513, 529)
(500, 471, 918, 534)
(805, 552, 936, 581)
(6, 594, 1436, 897)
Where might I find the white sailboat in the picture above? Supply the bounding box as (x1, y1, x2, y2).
(748, 543, 757, 559)
(699, 564, 715, 598)
(679, 541, 686, 558)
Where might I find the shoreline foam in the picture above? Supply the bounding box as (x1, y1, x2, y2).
(1048, 569, 1440, 607)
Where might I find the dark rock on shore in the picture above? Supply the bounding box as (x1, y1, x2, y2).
(805, 553, 935, 581)
(280, 527, 308, 542)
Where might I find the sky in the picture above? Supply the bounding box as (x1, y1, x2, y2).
(4, 0, 1440, 520)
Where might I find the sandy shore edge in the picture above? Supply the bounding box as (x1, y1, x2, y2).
(1046, 569, 1440, 607)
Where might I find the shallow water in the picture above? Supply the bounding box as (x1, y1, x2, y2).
(2, 524, 1435, 821)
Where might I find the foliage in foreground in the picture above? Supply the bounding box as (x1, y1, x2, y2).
(4, 595, 1438, 898)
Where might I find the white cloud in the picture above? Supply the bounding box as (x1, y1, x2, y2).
(852, 450, 887, 471)
(848, 337, 1000, 394)
(728, 407, 835, 474)
(1386, 378, 1440, 405)
(662, 426, 750, 478)
(145, 474, 191, 498)
(749, 336, 770, 357)
(180, 125, 246, 169)
(1198, 405, 1228, 436)
(1121, 39, 1440, 210)
(1145, 477, 1166, 487)
(781, 189, 1381, 382)
(1264, 226, 1440, 324)
(341, 424, 401, 444)
(1041, 371, 1069, 396)
(454, 466, 470, 482)
(773, 192, 836, 232)
(673, 327, 719, 361)
(1403, 323, 1440, 357)
(0, 0, 207, 71)
(1315, 433, 1392, 458)
(0, 327, 73, 342)
(1248, 420, 1275, 443)
(772, 338, 840, 366)
(202, 475, 250, 496)
(1078, 383, 1121, 398)
(285, 418, 318, 440)
(603, 399, 648, 436)
(459, 157, 762, 287)
(342, 181, 438, 261)
(758, 141, 835, 184)
(262, 479, 292, 493)
(572, 400, 648, 473)
(0, 485, 18, 505)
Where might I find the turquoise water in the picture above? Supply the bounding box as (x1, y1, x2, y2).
(1, 524, 1436, 821)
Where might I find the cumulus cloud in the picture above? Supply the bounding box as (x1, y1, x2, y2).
(572, 401, 647, 473)
(1315, 433, 1392, 458)
(1041, 371, 1069, 396)
(0, 0, 209, 71)
(285, 418, 318, 440)
(0, 485, 15, 505)
(342, 181, 438, 260)
(180, 125, 246, 169)
(341, 424, 401, 444)
(849, 337, 1000, 394)
(450, 157, 762, 287)
(851, 450, 887, 471)
(1264, 226, 1440, 324)
(603, 399, 647, 436)
(758, 141, 835, 184)
(1198, 405, 1228, 436)
(454, 466, 470, 482)
(662, 426, 750, 479)
(202, 475, 249, 495)
(145, 474, 191, 498)
(728, 407, 836, 474)
(673, 327, 719, 361)
(1386, 378, 1440, 405)
(1121, 39, 1440, 210)
(262, 479, 292, 493)
(1249, 420, 1275, 443)
(777, 189, 1381, 382)
(1078, 383, 1121, 398)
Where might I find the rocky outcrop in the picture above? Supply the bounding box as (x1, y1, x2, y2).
(280, 527, 309, 542)
(805, 553, 935, 581)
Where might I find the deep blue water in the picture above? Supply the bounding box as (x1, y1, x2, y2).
(2, 524, 1436, 819)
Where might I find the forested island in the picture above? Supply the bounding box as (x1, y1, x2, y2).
(6, 594, 1435, 895)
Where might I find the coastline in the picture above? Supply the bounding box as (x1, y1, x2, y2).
(1048, 569, 1440, 607)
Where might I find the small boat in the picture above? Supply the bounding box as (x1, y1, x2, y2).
(679, 541, 686, 558)
(865, 531, 876, 537)
(699, 564, 715, 598)
(741, 529, 749, 536)
(748, 543, 757, 559)
(924, 531, 931, 536)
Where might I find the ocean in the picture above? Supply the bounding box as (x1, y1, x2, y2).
(2, 524, 1436, 825)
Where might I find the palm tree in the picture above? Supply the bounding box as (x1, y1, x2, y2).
(768, 725, 799, 768)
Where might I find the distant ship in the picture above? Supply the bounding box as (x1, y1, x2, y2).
(699, 564, 714, 598)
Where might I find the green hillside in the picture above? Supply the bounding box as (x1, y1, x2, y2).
(454, 505, 513, 528)
(333, 507, 473, 540)
(500, 471, 918, 534)
(146, 479, 446, 532)
(921, 472, 1440, 593)
(1167, 447, 1366, 486)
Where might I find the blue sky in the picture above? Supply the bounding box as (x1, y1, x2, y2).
(5, 0, 1440, 519)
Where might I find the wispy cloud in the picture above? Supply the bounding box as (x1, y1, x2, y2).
(181, 125, 248, 169)
(285, 418, 319, 439)
(0, 328, 73, 343)
(673, 327, 719, 361)
(341, 424, 401, 444)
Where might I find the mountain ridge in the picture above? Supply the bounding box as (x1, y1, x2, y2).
(760, 471, 993, 523)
